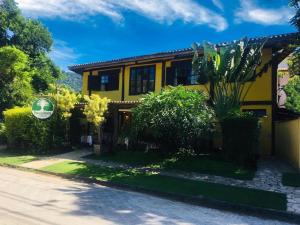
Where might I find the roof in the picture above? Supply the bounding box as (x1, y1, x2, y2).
(69, 32, 300, 74)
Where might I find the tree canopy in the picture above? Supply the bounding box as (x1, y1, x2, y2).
(284, 76, 300, 113)
(0, 46, 33, 112)
(0, 0, 61, 92)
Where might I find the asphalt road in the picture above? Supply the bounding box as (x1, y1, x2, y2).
(0, 167, 295, 225)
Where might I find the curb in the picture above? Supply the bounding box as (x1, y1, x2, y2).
(1, 163, 300, 224)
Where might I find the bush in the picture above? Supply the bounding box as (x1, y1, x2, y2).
(284, 76, 300, 113)
(3, 107, 65, 154)
(131, 86, 215, 154)
(221, 112, 260, 165)
(0, 123, 6, 144)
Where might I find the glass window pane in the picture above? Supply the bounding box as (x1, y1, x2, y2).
(136, 69, 142, 94)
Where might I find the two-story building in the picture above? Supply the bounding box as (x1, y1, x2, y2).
(69, 32, 300, 161)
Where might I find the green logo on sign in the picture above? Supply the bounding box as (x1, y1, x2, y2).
(32, 98, 55, 119)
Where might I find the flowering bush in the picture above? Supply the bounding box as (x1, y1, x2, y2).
(83, 94, 110, 145)
(49, 84, 78, 143)
(83, 94, 110, 127)
(50, 85, 78, 119)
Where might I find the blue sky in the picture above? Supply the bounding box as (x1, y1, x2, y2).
(16, 0, 296, 70)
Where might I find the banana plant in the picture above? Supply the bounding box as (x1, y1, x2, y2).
(192, 38, 266, 120)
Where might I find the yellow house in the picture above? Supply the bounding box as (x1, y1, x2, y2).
(69, 32, 300, 162)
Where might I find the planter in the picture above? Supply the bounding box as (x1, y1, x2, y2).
(93, 144, 101, 156)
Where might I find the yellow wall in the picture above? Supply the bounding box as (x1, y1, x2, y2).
(244, 49, 273, 102)
(276, 119, 300, 171)
(82, 48, 273, 103)
(82, 71, 89, 95)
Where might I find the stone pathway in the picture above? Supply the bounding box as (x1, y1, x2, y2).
(20, 150, 300, 214)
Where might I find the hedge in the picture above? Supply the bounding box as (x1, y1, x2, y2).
(221, 112, 260, 166)
(3, 107, 64, 154)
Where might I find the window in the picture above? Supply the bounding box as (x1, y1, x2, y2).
(166, 60, 204, 86)
(130, 65, 155, 95)
(99, 70, 119, 91)
(87, 70, 119, 92)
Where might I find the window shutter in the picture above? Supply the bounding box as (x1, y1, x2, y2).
(88, 75, 94, 90)
(166, 67, 174, 86)
(88, 75, 100, 91)
(112, 71, 119, 90)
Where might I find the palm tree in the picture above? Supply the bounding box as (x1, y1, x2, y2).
(290, 0, 300, 30)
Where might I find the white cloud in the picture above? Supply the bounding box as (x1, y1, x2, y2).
(212, 0, 224, 11)
(235, 0, 294, 25)
(48, 40, 80, 70)
(15, 0, 228, 31)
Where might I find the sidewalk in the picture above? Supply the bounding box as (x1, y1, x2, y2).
(21, 149, 92, 169)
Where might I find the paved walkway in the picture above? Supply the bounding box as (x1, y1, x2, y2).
(20, 150, 300, 214)
(21, 149, 92, 169)
(0, 166, 295, 225)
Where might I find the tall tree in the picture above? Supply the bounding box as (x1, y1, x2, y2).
(0, 46, 33, 113)
(0, 0, 60, 92)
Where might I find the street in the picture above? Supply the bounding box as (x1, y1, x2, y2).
(0, 166, 294, 225)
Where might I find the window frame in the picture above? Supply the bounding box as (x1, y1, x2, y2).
(129, 65, 156, 95)
(166, 60, 205, 86)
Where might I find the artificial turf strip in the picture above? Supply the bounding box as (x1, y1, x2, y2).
(0, 154, 36, 165)
(84, 152, 255, 180)
(41, 161, 287, 211)
(162, 157, 255, 180)
(282, 173, 300, 187)
(83, 152, 165, 167)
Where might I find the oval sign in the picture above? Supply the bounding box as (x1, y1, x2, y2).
(32, 98, 55, 119)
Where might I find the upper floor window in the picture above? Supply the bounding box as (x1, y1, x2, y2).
(130, 65, 155, 95)
(88, 69, 119, 91)
(166, 60, 204, 86)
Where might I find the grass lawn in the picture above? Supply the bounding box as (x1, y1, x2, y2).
(41, 161, 286, 211)
(0, 153, 36, 165)
(84, 151, 165, 167)
(282, 172, 300, 187)
(84, 151, 255, 180)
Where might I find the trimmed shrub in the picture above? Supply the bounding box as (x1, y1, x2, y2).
(0, 123, 6, 144)
(131, 86, 215, 154)
(221, 112, 260, 165)
(3, 107, 65, 154)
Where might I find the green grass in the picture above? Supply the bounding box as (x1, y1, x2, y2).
(84, 151, 165, 167)
(42, 161, 286, 211)
(84, 151, 255, 180)
(282, 172, 300, 187)
(0, 153, 36, 165)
